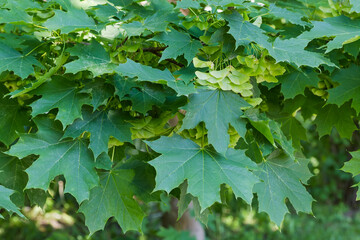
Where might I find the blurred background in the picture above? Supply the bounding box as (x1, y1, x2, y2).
(1, 124, 360, 240)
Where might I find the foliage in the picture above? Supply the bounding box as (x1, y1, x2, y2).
(1, 0, 360, 236)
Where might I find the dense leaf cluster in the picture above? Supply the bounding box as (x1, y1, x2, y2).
(0, 0, 360, 234)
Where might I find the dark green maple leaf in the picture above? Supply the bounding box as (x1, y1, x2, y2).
(110, 75, 138, 100)
(180, 89, 250, 154)
(0, 152, 30, 206)
(342, 150, 360, 200)
(151, 30, 202, 65)
(146, 135, 259, 210)
(327, 64, 360, 114)
(63, 106, 132, 158)
(253, 150, 313, 226)
(80, 80, 114, 110)
(0, 185, 24, 217)
(7, 116, 99, 203)
(0, 42, 42, 78)
(279, 69, 319, 99)
(0, 85, 30, 146)
(79, 161, 155, 234)
(115, 59, 195, 95)
(65, 40, 116, 76)
(314, 102, 357, 139)
(30, 76, 89, 127)
(299, 16, 360, 53)
(127, 85, 167, 114)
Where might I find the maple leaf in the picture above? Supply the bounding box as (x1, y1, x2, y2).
(146, 135, 259, 210)
(151, 30, 202, 65)
(314, 102, 357, 139)
(63, 106, 132, 158)
(350, 0, 360, 13)
(44, 0, 97, 33)
(7, 116, 99, 203)
(299, 16, 360, 53)
(0, 42, 42, 78)
(0, 186, 24, 217)
(266, 4, 310, 27)
(278, 69, 319, 99)
(327, 64, 360, 114)
(253, 150, 313, 226)
(30, 76, 89, 127)
(0, 85, 30, 146)
(180, 89, 250, 154)
(79, 161, 155, 234)
(115, 59, 195, 95)
(342, 150, 360, 200)
(65, 40, 116, 76)
(267, 38, 335, 68)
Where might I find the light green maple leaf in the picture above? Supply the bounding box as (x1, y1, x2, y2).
(151, 30, 202, 65)
(0, 185, 24, 217)
(0, 85, 30, 146)
(0, 42, 41, 78)
(115, 59, 195, 95)
(180, 89, 250, 154)
(350, 0, 360, 13)
(266, 4, 310, 27)
(279, 69, 319, 99)
(65, 40, 116, 76)
(7, 116, 99, 203)
(146, 135, 259, 210)
(267, 38, 335, 67)
(327, 64, 360, 114)
(63, 106, 132, 158)
(314, 102, 357, 139)
(253, 150, 313, 226)
(299, 16, 360, 53)
(30, 76, 89, 127)
(44, 0, 97, 33)
(0, 0, 40, 24)
(342, 150, 360, 200)
(79, 161, 155, 234)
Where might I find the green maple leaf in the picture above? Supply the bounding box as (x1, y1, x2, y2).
(342, 150, 360, 200)
(180, 89, 250, 154)
(115, 59, 195, 95)
(0, 42, 42, 78)
(0, 152, 29, 206)
(146, 135, 259, 210)
(44, 0, 97, 34)
(65, 40, 116, 76)
(267, 38, 335, 67)
(79, 161, 155, 234)
(111, 75, 138, 100)
(0, 85, 30, 147)
(175, 0, 200, 9)
(151, 30, 202, 65)
(63, 106, 132, 158)
(327, 64, 360, 114)
(299, 16, 360, 53)
(30, 76, 89, 127)
(0, 0, 40, 24)
(314, 102, 357, 139)
(158, 228, 196, 240)
(7, 116, 99, 203)
(122, 11, 178, 36)
(350, 0, 360, 13)
(0, 185, 24, 217)
(253, 150, 313, 226)
(127, 85, 167, 114)
(81, 80, 114, 110)
(279, 69, 319, 99)
(223, 11, 270, 49)
(266, 4, 310, 27)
